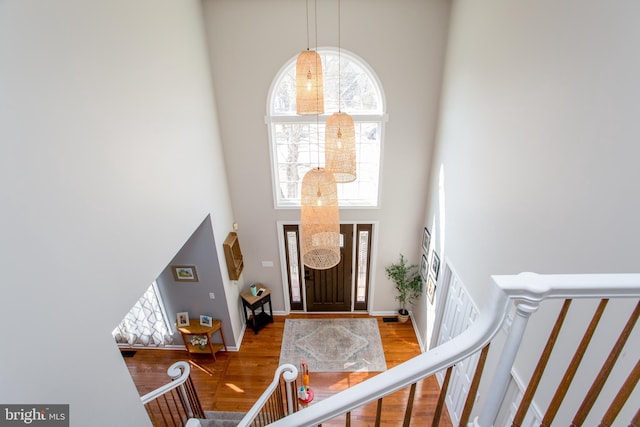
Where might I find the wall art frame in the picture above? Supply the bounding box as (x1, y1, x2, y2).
(172, 265, 199, 282)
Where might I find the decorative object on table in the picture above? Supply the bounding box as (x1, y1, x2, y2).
(190, 335, 208, 350)
(250, 283, 257, 296)
(298, 360, 314, 403)
(430, 251, 440, 280)
(385, 254, 422, 323)
(420, 253, 428, 282)
(427, 276, 436, 304)
(422, 227, 431, 252)
(177, 312, 190, 327)
(279, 318, 387, 372)
(176, 318, 228, 360)
(172, 265, 198, 282)
(200, 315, 212, 327)
(240, 285, 274, 334)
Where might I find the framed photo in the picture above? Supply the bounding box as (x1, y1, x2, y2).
(420, 253, 428, 281)
(422, 227, 431, 252)
(200, 315, 212, 327)
(176, 312, 190, 327)
(172, 265, 199, 282)
(430, 251, 440, 281)
(427, 276, 436, 304)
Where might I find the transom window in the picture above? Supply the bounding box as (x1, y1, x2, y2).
(267, 48, 386, 208)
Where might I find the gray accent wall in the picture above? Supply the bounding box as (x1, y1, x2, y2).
(156, 215, 236, 348)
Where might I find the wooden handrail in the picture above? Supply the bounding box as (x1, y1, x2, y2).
(236, 363, 299, 427)
(264, 273, 640, 427)
(512, 299, 572, 427)
(571, 301, 640, 426)
(141, 361, 192, 404)
(432, 367, 453, 427)
(141, 361, 204, 426)
(598, 358, 640, 427)
(541, 298, 609, 426)
(459, 344, 490, 426)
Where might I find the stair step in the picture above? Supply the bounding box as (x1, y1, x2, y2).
(197, 411, 245, 427)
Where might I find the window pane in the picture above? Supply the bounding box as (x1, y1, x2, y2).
(356, 230, 369, 302)
(269, 48, 384, 207)
(286, 231, 301, 303)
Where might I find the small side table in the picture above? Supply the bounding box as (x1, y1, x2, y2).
(240, 285, 274, 334)
(177, 319, 227, 360)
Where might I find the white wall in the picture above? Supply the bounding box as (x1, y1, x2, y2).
(418, 0, 640, 424)
(0, 1, 235, 425)
(202, 0, 450, 313)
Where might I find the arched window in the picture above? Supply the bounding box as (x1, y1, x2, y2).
(267, 47, 386, 208)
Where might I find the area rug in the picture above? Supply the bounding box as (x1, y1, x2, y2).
(279, 318, 387, 372)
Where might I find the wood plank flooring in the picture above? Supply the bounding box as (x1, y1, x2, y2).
(123, 314, 453, 426)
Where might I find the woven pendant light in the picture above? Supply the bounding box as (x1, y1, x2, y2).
(296, 50, 324, 115)
(300, 167, 340, 270)
(296, 0, 324, 115)
(325, 0, 356, 182)
(325, 112, 356, 183)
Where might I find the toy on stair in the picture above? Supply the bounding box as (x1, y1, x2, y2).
(298, 361, 314, 403)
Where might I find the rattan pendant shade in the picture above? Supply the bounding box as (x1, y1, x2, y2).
(296, 50, 324, 115)
(300, 167, 340, 270)
(325, 112, 356, 183)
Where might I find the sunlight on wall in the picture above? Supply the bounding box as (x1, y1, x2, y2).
(438, 164, 446, 258)
(425, 164, 446, 349)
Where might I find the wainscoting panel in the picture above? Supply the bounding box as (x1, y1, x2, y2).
(435, 263, 479, 426)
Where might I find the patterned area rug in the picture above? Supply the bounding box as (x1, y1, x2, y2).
(279, 318, 387, 372)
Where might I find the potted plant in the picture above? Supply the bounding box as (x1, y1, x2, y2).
(385, 254, 422, 323)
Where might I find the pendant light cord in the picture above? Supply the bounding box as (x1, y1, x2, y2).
(338, 0, 341, 113)
(305, 0, 310, 50)
(315, 0, 320, 169)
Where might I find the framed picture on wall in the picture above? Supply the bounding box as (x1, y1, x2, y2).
(430, 252, 440, 281)
(177, 312, 190, 327)
(420, 253, 429, 281)
(427, 276, 436, 304)
(172, 265, 199, 282)
(200, 315, 212, 327)
(422, 227, 431, 252)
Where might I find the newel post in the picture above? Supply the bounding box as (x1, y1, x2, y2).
(474, 299, 540, 427)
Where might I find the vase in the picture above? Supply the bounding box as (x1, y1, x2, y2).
(199, 344, 206, 350)
(398, 310, 409, 323)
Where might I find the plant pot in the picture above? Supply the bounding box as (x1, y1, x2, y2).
(398, 310, 409, 323)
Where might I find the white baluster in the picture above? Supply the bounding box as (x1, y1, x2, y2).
(474, 300, 539, 427)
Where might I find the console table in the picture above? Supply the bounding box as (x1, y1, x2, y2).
(240, 285, 273, 334)
(176, 319, 227, 360)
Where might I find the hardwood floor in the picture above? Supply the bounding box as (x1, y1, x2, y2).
(123, 314, 453, 426)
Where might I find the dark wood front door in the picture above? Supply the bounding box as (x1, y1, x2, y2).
(304, 224, 353, 311)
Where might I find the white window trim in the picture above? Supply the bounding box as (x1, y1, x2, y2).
(266, 47, 387, 210)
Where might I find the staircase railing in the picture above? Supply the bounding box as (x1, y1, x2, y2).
(141, 361, 204, 426)
(236, 363, 299, 427)
(262, 272, 640, 427)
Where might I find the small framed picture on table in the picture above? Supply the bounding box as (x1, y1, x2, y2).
(177, 312, 190, 327)
(200, 315, 212, 327)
